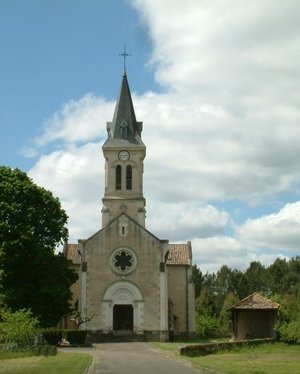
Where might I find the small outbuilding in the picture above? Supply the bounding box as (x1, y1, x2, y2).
(230, 293, 279, 340)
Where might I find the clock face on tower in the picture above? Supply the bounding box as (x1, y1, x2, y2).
(118, 150, 130, 161)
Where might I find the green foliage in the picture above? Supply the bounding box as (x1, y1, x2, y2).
(192, 264, 204, 298)
(272, 286, 300, 343)
(276, 320, 300, 343)
(218, 292, 239, 336)
(195, 313, 220, 338)
(0, 308, 39, 345)
(244, 261, 267, 294)
(0, 166, 68, 250)
(0, 166, 78, 327)
(196, 287, 217, 316)
(193, 257, 300, 340)
(267, 257, 300, 294)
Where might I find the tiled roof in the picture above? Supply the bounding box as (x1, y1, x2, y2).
(231, 293, 279, 310)
(166, 243, 191, 266)
(64, 243, 81, 265)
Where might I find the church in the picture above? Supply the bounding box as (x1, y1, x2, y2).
(65, 68, 195, 341)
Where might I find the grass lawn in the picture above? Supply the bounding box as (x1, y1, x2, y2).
(152, 341, 300, 374)
(0, 352, 92, 374)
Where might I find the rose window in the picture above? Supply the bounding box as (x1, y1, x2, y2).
(110, 248, 137, 275)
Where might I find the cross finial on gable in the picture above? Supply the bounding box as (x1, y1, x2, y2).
(119, 43, 131, 75)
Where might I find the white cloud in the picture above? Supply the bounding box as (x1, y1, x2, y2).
(29, 142, 104, 242)
(147, 202, 230, 241)
(28, 1, 300, 272)
(237, 202, 300, 253)
(32, 94, 113, 148)
(192, 236, 247, 273)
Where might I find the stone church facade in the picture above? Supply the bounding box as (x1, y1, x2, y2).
(65, 71, 195, 341)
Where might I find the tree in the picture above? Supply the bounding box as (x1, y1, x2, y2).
(288, 257, 300, 293)
(266, 258, 289, 294)
(0, 166, 77, 327)
(192, 264, 204, 298)
(196, 287, 217, 317)
(195, 313, 220, 338)
(195, 287, 221, 337)
(273, 287, 300, 343)
(214, 265, 236, 313)
(218, 292, 239, 336)
(267, 257, 300, 294)
(70, 308, 97, 327)
(244, 261, 267, 294)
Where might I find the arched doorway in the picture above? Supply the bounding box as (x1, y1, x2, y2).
(113, 304, 133, 331)
(102, 281, 144, 334)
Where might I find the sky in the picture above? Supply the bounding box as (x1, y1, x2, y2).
(1, 0, 300, 273)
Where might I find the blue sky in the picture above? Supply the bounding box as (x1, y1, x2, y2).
(0, 0, 156, 169)
(1, 0, 300, 272)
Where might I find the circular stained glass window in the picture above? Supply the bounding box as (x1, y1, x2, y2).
(110, 248, 137, 275)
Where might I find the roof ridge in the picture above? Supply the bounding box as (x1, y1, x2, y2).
(231, 293, 279, 309)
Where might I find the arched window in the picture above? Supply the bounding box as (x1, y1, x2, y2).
(126, 165, 132, 190)
(116, 165, 122, 190)
(120, 120, 128, 139)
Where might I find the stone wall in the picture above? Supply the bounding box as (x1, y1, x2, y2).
(180, 338, 275, 356)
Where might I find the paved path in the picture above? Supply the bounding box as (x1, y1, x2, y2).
(88, 342, 202, 374)
(61, 342, 203, 374)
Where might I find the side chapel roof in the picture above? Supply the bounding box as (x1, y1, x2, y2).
(64, 243, 81, 265)
(231, 293, 279, 310)
(65, 240, 193, 267)
(166, 242, 192, 266)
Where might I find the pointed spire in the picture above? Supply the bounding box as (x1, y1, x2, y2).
(106, 72, 143, 145)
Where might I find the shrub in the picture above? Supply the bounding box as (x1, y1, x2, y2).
(196, 313, 221, 338)
(47, 345, 58, 355)
(0, 308, 39, 346)
(32, 345, 42, 356)
(276, 320, 300, 343)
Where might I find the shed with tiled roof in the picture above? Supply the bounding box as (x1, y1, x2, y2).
(231, 293, 279, 310)
(230, 293, 279, 340)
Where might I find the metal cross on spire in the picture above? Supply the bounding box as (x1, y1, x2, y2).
(119, 43, 131, 74)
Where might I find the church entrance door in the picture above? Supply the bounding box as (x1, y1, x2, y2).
(113, 304, 133, 331)
(103, 281, 144, 334)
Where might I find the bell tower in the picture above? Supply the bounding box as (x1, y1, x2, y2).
(101, 71, 146, 227)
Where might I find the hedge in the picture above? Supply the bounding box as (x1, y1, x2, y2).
(42, 330, 88, 346)
(65, 330, 87, 345)
(42, 330, 63, 346)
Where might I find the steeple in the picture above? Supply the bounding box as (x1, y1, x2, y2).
(101, 70, 146, 227)
(105, 72, 143, 146)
